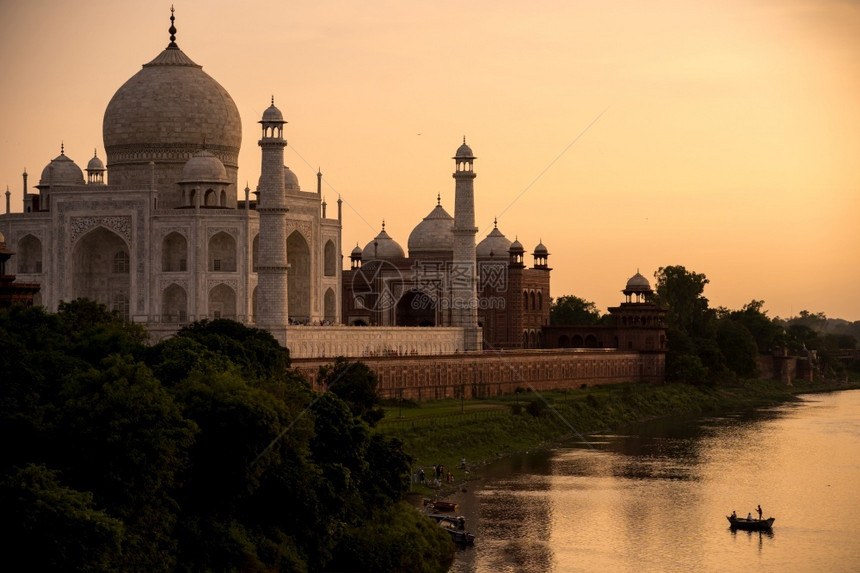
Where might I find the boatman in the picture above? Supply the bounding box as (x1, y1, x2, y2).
(757, 505, 763, 520)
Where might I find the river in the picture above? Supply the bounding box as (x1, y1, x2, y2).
(448, 389, 860, 572)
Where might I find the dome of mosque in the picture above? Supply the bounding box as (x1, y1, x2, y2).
(533, 241, 548, 255)
(351, 243, 363, 258)
(102, 34, 241, 172)
(407, 201, 454, 255)
(38, 152, 85, 187)
(362, 227, 405, 261)
(625, 271, 652, 292)
(509, 238, 524, 253)
(284, 166, 300, 190)
(476, 224, 512, 259)
(179, 149, 229, 183)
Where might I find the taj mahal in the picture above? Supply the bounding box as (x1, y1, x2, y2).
(1, 10, 667, 391)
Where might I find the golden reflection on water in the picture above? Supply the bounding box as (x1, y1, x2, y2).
(450, 390, 860, 572)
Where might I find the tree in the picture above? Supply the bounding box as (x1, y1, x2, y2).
(716, 319, 759, 378)
(728, 300, 786, 354)
(318, 357, 385, 426)
(549, 295, 602, 325)
(653, 266, 714, 337)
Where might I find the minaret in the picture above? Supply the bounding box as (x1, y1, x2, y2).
(451, 137, 480, 350)
(255, 97, 290, 344)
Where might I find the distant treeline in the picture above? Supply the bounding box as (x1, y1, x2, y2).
(0, 300, 453, 572)
(550, 265, 859, 384)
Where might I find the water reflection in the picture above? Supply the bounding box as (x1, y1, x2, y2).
(451, 390, 860, 572)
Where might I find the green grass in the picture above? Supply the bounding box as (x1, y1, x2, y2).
(381, 375, 860, 495)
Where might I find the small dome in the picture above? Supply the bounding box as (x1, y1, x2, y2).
(625, 271, 652, 292)
(38, 152, 85, 187)
(476, 223, 512, 259)
(408, 200, 454, 255)
(351, 243, 363, 258)
(533, 241, 548, 255)
(509, 238, 524, 253)
(86, 151, 105, 172)
(261, 100, 285, 123)
(284, 166, 299, 190)
(455, 138, 475, 158)
(363, 226, 405, 261)
(180, 149, 229, 183)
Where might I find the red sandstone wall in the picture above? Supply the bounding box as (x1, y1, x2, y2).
(293, 349, 665, 400)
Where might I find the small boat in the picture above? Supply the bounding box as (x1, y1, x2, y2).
(727, 515, 775, 530)
(424, 499, 459, 512)
(430, 516, 474, 545)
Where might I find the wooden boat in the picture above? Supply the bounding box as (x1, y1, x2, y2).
(431, 516, 474, 545)
(424, 499, 459, 512)
(727, 515, 775, 530)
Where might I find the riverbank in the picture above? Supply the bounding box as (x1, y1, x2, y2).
(379, 375, 860, 497)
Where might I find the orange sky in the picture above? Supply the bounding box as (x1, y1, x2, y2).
(1, 0, 858, 321)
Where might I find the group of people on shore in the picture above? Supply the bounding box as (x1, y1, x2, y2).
(414, 461, 466, 488)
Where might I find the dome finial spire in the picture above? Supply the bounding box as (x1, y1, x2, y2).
(60, 141, 65, 155)
(382, 219, 386, 231)
(494, 217, 498, 228)
(271, 95, 275, 106)
(437, 193, 441, 206)
(168, 5, 178, 48)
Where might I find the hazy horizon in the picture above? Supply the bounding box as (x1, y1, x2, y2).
(1, 1, 857, 321)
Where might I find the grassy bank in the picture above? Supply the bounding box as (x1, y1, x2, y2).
(377, 376, 860, 494)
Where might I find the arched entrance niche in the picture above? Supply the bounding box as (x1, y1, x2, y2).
(558, 334, 570, 348)
(208, 283, 236, 319)
(162, 284, 187, 323)
(162, 232, 187, 272)
(395, 290, 436, 326)
(324, 240, 336, 277)
(252, 234, 259, 271)
(209, 231, 236, 272)
(72, 226, 130, 311)
(324, 288, 336, 323)
(287, 230, 310, 323)
(17, 234, 43, 273)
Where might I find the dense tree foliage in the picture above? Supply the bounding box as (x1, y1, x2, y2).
(652, 267, 859, 383)
(0, 301, 453, 572)
(549, 295, 603, 325)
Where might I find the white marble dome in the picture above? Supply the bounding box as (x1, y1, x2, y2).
(38, 152, 84, 187)
(408, 201, 454, 256)
(86, 151, 105, 172)
(625, 271, 652, 292)
(180, 150, 229, 183)
(284, 166, 300, 190)
(102, 44, 241, 172)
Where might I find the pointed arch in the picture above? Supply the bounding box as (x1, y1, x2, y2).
(17, 234, 43, 273)
(208, 283, 236, 320)
(324, 287, 336, 323)
(209, 231, 236, 272)
(287, 230, 310, 322)
(72, 226, 129, 308)
(324, 239, 336, 277)
(252, 234, 259, 271)
(162, 232, 187, 272)
(162, 283, 188, 323)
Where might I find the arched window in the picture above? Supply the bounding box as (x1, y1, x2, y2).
(530, 291, 536, 310)
(113, 251, 130, 274)
(324, 288, 336, 322)
(537, 291, 543, 310)
(523, 291, 529, 310)
(162, 284, 188, 323)
(287, 231, 311, 322)
(252, 234, 259, 271)
(204, 189, 217, 206)
(220, 190, 227, 207)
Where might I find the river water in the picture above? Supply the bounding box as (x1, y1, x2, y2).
(449, 389, 860, 572)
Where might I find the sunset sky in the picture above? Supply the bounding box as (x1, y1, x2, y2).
(1, 1, 857, 321)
